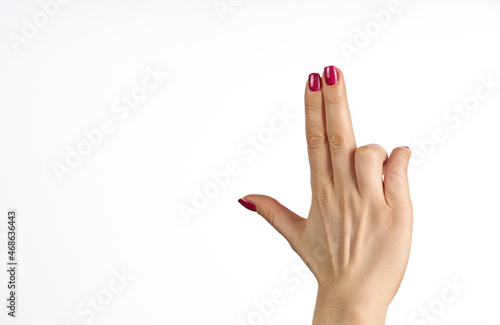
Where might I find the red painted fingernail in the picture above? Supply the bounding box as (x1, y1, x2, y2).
(238, 198, 256, 212)
(403, 146, 410, 149)
(324, 65, 338, 86)
(308, 73, 321, 92)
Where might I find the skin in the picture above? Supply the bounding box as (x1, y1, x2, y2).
(242, 67, 413, 324)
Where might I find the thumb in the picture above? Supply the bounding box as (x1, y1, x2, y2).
(238, 194, 306, 249)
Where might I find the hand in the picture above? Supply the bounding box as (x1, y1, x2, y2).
(238, 66, 413, 324)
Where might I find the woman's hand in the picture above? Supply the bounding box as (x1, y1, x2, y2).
(238, 66, 413, 324)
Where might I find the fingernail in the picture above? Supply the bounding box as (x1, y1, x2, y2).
(403, 146, 410, 149)
(324, 65, 338, 86)
(308, 73, 321, 92)
(238, 198, 256, 212)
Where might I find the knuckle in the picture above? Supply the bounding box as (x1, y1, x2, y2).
(328, 133, 349, 151)
(324, 94, 346, 105)
(263, 209, 276, 227)
(336, 195, 350, 214)
(262, 200, 281, 227)
(392, 147, 411, 160)
(306, 133, 327, 150)
(314, 186, 332, 205)
(331, 188, 352, 214)
(356, 144, 387, 162)
(305, 102, 323, 111)
(356, 146, 379, 159)
(384, 169, 407, 183)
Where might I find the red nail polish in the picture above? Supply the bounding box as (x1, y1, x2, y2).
(238, 198, 256, 212)
(403, 146, 410, 149)
(308, 73, 321, 92)
(324, 65, 338, 86)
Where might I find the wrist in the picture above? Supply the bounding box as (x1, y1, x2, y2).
(312, 286, 388, 325)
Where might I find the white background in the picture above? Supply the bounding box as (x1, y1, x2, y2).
(0, 0, 499, 324)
